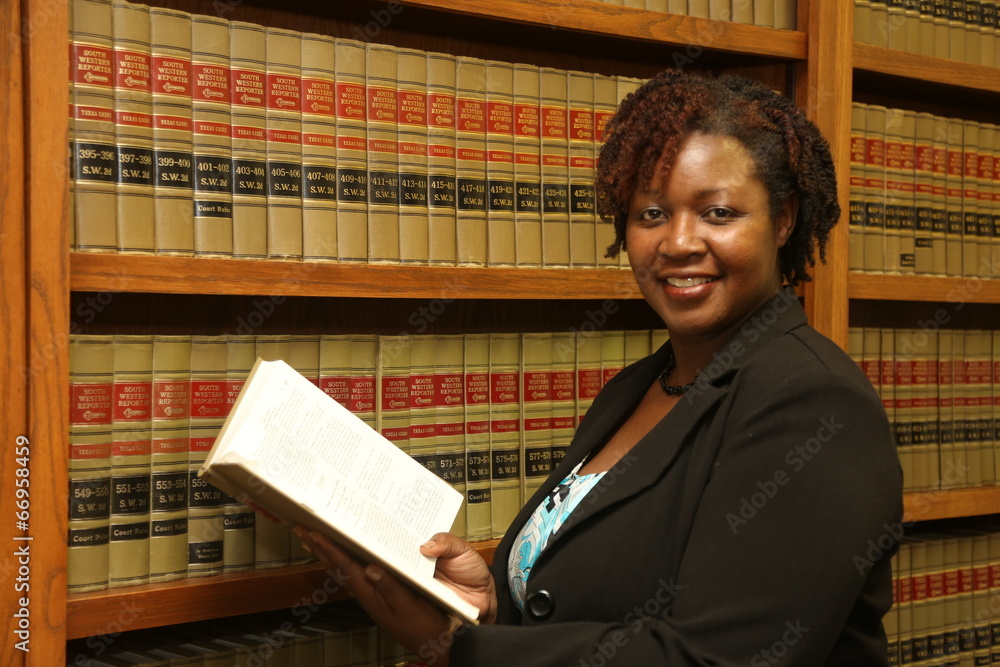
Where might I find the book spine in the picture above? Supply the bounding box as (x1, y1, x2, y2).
(319, 334, 352, 410)
(732, 0, 754, 24)
(191, 13, 234, 258)
(334, 38, 369, 263)
(995, 331, 1000, 493)
(932, 0, 950, 60)
(946, 118, 966, 277)
(349, 335, 379, 429)
(930, 113, 950, 276)
(972, 531, 991, 664)
(885, 107, 917, 274)
(904, 0, 923, 54)
(71, 0, 118, 253)
(550, 332, 577, 472)
(366, 43, 401, 264)
(981, 2, 998, 67)
(463, 333, 492, 542)
(109, 334, 153, 587)
(887, 0, 908, 50)
(149, 335, 192, 583)
(111, 0, 154, 254)
(965, 0, 983, 64)
(489, 333, 522, 539)
(962, 120, 981, 278)
(937, 329, 956, 488)
(520, 332, 553, 501)
(870, 0, 890, 47)
(989, 530, 1000, 665)
(918, 0, 937, 55)
(221, 334, 256, 573)
(68, 335, 114, 593)
(977, 330, 995, 485)
(455, 56, 489, 267)
(602, 330, 626, 387)
(408, 336, 438, 487)
(646, 0, 670, 12)
(228, 21, 268, 260)
(576, 331, 604, 425)
(708, 0, 730, 19)
(909, 538, 930, 661)
(753, 0, 776, 27)
(992, 123, 1000, 278)
(954, 330, 971, 488)
(253, 334, 292, 569)
(615, 76, 644, 269)
(864, 105, 887, 273)
(964, 330, 984, 487)
(377, 334, 412, 454)
(485, 60, 517, 268)
(667, 0, 687, 14)
(688, 0, 710, 18)
(513, 63, 542, 268)
(886, 549, 901, 665)
(287, 334, 321, 566)
(914, 112, 937, 275)
(942, 536, 962, 662)
(975, 123, 994, 279)
(540, 67, 570, 268)
(850, 103, 868, 273)
(593, 73, 619, 269)
(568, 70, 597, 269)
(426, 51, 458, 266)
(434, 335, 468, 539)
(265, 27, 303, 260)
(911, 328, 941, 489)
(150, 7, 194, 256)
(397, 47, 430, 265)
(300, 32, 338, 262)
(187, 335, 228, 577)
(775, 0, 796, 29)
(897, 540, 914, 664)
(949, 0, 968, 62)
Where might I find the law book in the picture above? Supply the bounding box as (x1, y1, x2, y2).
(408, 336, 438, 503)
(975, 122, 994, 279)
(952, 330, 971, 488)
(109, 334, 153, 587)
(300, 32, 339, 262)
(191, 13, 234, 258)
(668, 0, 687, 15)
(320, 334, 352, 409)
(426, 50, 458, 266)
(971, 530, 992, 664)
(576, 330, 604, 425)
(397, 47, 430, 264)
(489, 332, 522, 538)
(198, 357, 480, 624)
(288, 334, 322, 567)
(221, 334, 256, 573)
(688, 0, 710, 18)
(995, 331, 1000, 485)
(932, 0, 951, 59)
(708, 0, 730, 19)
(732, 0, 754, 24)
(455, 56, 489, 267)
(187, 335, 228, 577)
(924, 535, 948, 660)
(989, 527, 1000, 665)
(485, 59, 517, 267)
(965, 0, 983, 64)
(228, 20, 268, 259)
(880, 329, 908, 489)
(753, 0, 776, 27)
(956, 530, 975, 663)
(376, 334, 412, 456)
(602, 330, 627, 386)
(991, 124, 1000, 279)
(349, 334, 379, 429)
(886, 0, 909, 52)
(334, 38, 369, 263)
(914, 112, 937, 275)
(918, 0, 936, 56)
(981, 2, 998, 67)
(962, 120, 981, 278)
(71, 0, 118, 253)
(540, 67, 571, 268)
(864, 105, 888, 273)
(949, 0, 968, 62)
(910, 329, 940, 490)
(253, 335, 293, 569)
(646, 0, 670, 11)
(849, 103, 868, 273)
(68, 335, 114, 593)
(907, 536, 931, 661)
(870, 0, 890, 46)
(615, 76, 644, 270)
(904, 0, 923, 53)
(111, 0, 155, 254)
(885, 549, 900, 665)
(968, 330, 994, 486)
(550, 332, 577, 472)
(148, 335, 192, 583)
(945, 117, 965, 277)
(264, 27, 303, 260)
(513, 62, 543, 268)
(937, 329, 958, 489)
(463, 333, 492, 542)
(593, 72, 620, 269)
(520, 332, 553, 501)
(366, 42, 401, 264)
(896, 539, 914, 665)
(434, 334, 468, 539)
(775, 0, 796, 28)
(568, 69, 597, 269)
(928, 112, 950, 275)
(884, 107, 916, 274)
(941, 534, 961, 662)
(149, 6, 195, 256)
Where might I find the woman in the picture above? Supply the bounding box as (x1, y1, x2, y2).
(298, 70, 902, 666)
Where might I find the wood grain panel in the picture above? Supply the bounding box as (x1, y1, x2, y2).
(849, 273, 1000, 304)
(854, 42, 1000, 95)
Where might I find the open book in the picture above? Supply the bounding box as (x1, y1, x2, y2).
(198, 358, 480, 624)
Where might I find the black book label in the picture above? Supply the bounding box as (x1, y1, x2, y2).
(110, 521, 150, 542)
(69, 477, 111, 519)
(112, 474, 151, 514)
(195, 155, 231, 192)
(491, 450, 520, 480)
(516, 181, 541, 213)
(117, 146, 154, 186)
(76, 142, 118, 182)
(194, 200, 233, 218)
(438, 453, 467, 485)
(466, 488, 491, 504)
(543, 183, 569, 214)
(188, 542, 223, 564)
(337, 167, 368, 202)
(865, 201, 885, 228)
(189, 473, 224, 507)
(551, 445, 570, 467)
(570, 184, 595, 215)
(850, 200, 866, 226)
(151, 517, 187, 537)
(303, 165, 338, 200)
(155, 150, 194, 189)
(457, 178, 487, 211)
(151, 471, 188, 511)
(429, 175, 457, 209)
(224, 512, 255, 530)
(369, 170, 400, 205)
(488, 179, 515, 212)
(466, 452, 491, 483)
(68, 526, 110, 547)
(268, 161, 302, 198)
(232, 159, 267, 196)
(399, 172, 429, 206)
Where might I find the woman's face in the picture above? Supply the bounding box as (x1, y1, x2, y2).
(626, 132, 795, 349)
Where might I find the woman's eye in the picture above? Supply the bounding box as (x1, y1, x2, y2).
(705, 207, 735, 221)
(637, 207, 665, 222)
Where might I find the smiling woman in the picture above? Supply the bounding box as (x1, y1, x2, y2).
(299, 70, 903, 667)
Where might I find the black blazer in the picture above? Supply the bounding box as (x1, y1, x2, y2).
(451, 289, 903, 666)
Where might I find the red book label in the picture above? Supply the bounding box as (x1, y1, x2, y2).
(193, 64, 231, 104)
(456, 98, 486, 133)
(465, 372, 489, 405)
(71, 383, 113, 425)
(230, 69, 266, 107)
(398, 89, 427, 126)
(410, 374, 436, 408)
(490, 372, 519, 404)
(267, 73, 301, 111)
(349, 377, 376, 414)
(72, 44, 113, 87)
(113, 381, 152, 422)
(302, 78, 336, 116)
(427, 93, 455, 128)
(523, 371, 552, 402)
(515, 103, 540, 137)
(487, 100, 513, 135)
(541, 106, 567, 139)
(114, 49, 151, 91)
(569, 108, 594, 141)
(191, 381, 226, 417)
(367, 85, 397, 123)
(577, 368, 602, 400)
(152, 380, 190, 420)
(152, 56, 192, 97)
(380, 377, 409, 411)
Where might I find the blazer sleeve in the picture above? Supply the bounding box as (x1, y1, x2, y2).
(448, 342, 903, 666)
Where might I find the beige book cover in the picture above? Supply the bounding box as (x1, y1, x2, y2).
(111, 0, 154, 254)
(300, 32, 338, 262)
(869, 0, 889, 47)
(149, 335, 192, 583)
(594, 73, 619, 268)
(949, 0, 968, 62)
(963, 330, 986, 488)
(486, 60, 517, 267)
(753, 0, 776, 27)
(397, 47, 430, 265)
(914, 111, 937, 274)
(989, 123, 999, 278)
(879, 329, 908, 489)
(288, 335, 322, 566)
(463, 333, 493, 542)
(426, 51, 458, 266)
(616, 77, 644, 269)
(198, 357, 479, 623)
(976, 329, 995, 485)
(568, 70, 597, 268)
(319, 334, 352, 410)
(907, 537, 931, 658)
(962, 120, 981, 278)
(863, 105, 887, 273)
(540, 67, 570, 268)
(896, 540, 913, 662)
(887, 0, 908, 51)
(109, 334, 153, 587)
(376, 334, 412, 455)
(924, 536, 947, 658)
(981, 2, 997, 67)
(349, 334, 379, 429)
(513, 62, 543, 268)
(928, 112, 949, 275)
(931, 0, 950, 59)
(885, 550, 900, 663)
(624, 0, 645, 8)
(849, 103, 868, 273)
(667, 0, 687, 14)
(434, 335, 468, 539)
(408, 337, 438, 488)
(601, 329, 626, 386)
(975, 122, 994, 278)
(952, 331, 970, 488)
(995, 331, 1000, 486)
(456, 56, 489, 266)
(221, 334, 256, 573)
(910, 328, 941, 490)
(688, 0, 710, 18)
(366, 43, 401, 264)
(964, 0, 982, 65)
(955, 532, 974, 661)
(575, 331, 604, 425)
(489, 332, 522, 539)
(646, 0, 670, 11)
(264, 27, 303, 260)
(903, 0, 922, 54)
(940, 535, 961, 661)
(883, 107, 915, 274)
(334, 38, 369, 263)
(521, 332, 553, 500)
(707, 0, 730, 21)
(861, 327, 882, 394)
(228, 21, 268, 260)
(937, 329, 958, 489)
(971, 530, 991, 663)
(253, 334, 293, 569)
(550, 332, 577, 472)
(625, 329, 652, 366)
(191, 13, 233, 258)
(150, 6, 194, 256)
(187, 335, 228, 577)
(945, 118, 965, 277)
(732, 0, 754, 24)
(917, 0, 936, 56)
(68, 335, 114, 593)
(775, 0, 796, 29)
(71, 0, 117, 253)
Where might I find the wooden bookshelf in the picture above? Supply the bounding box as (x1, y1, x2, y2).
(903, 487, 1000, 523)
(853, 42, 1000, 95)
(848, 273, 1000, 305)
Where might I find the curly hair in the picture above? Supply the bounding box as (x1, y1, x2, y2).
(595, 69, 840, 286)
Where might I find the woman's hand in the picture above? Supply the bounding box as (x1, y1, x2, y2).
(420, 532, 498, 626)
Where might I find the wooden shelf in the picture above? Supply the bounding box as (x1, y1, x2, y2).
(848, 273, 1000, 304)
(66, 539, 500, 639)
(71, 254, 643, 300)
(399, 0, 806, 60)
(853, 42, 1000, 95)
(904, 487, 1000, 523)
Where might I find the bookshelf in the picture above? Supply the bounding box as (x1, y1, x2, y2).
(3, 0, 998, 665)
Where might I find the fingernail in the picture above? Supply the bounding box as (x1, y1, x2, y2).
(365, 566, 382, 583)
(422, 539, 436, 548)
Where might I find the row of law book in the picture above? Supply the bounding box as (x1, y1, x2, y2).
(588, 0, 796, 28)
(849, 327, 1000, 495)
(856, 0, 1000, 68)
(67, 328, 668, 593)
(885, 521, 1000, 666)
(69, 0, 643, 269)
(67, 604, 417, 667)
(848, 102, 1000, 279)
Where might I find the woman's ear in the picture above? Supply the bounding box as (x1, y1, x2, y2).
(775, 193, 798, 248)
